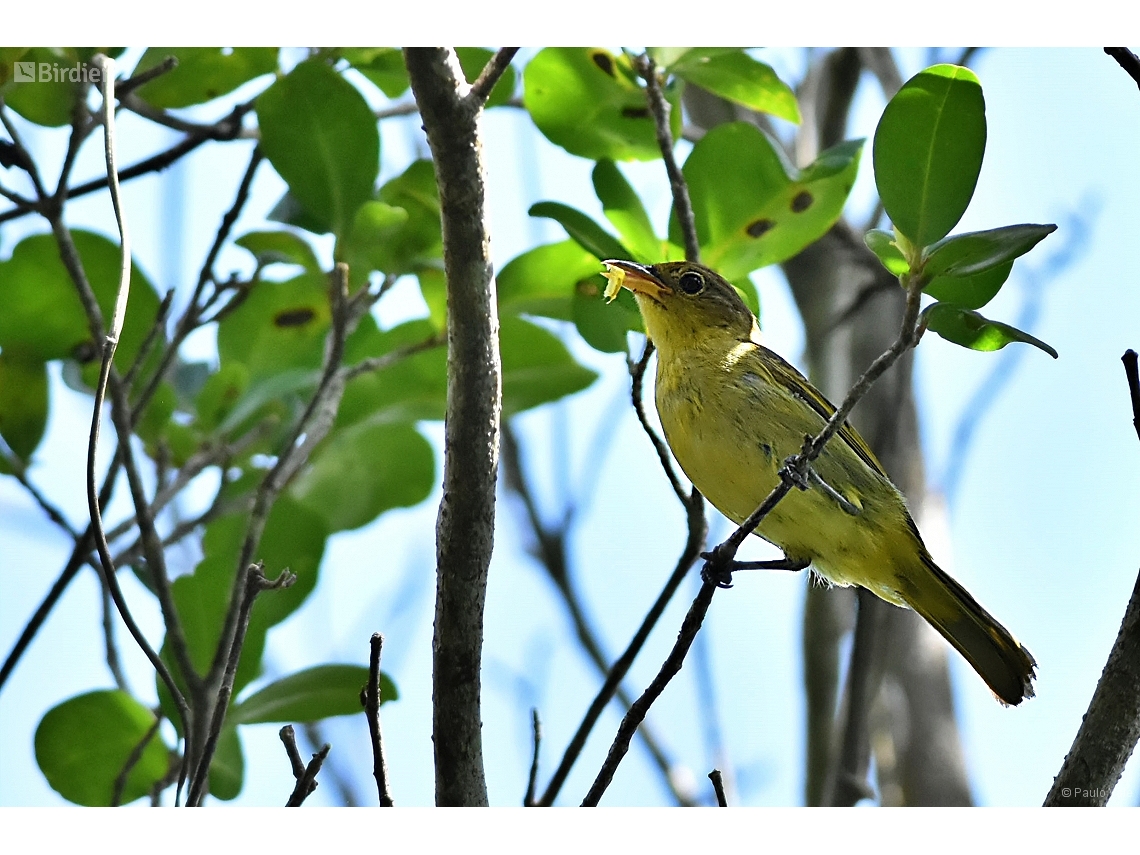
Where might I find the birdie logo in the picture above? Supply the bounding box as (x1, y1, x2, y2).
(12, 61, 102, 84)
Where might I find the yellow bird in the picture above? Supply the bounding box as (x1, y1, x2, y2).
(603, 259, 1036, 706)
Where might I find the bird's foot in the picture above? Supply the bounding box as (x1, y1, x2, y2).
(699, 550, 809, 588)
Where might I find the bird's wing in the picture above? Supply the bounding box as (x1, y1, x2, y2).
(752, 342, 888, 478)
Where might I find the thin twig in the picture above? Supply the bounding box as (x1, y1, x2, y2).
(469, 48, 519, 107)
(341, 333, 445, 381)
(583, 582, 717, 805)
(135, 146, 263, 415)
(630, 341, 689, 504)
(209, 265, 354, 690)
(0, 104, 48, 200)
(0, 101, 253, 226)
(502, 423, 694, 805)
(74, 58, 193, 761)
(0, 453, 121, 692)
(115, 55, 179, 97)
(1106, 48, 1140, 91)
(525, 709, 542, 806)
(0, 443, 77, 537)
(635, 54, 699, 263)
(100, 575, 130, 693)
(281, 725, 331, 806)
(280, 725, 307, 779)
(709, 769, 728, 807)
(365, 633, 395, 806)
(188, 564, 296, 806)
(1123, 350, 1140, 442)
(111, 715, 162, 806)
(538, 490, 706, 806)
(69, 61, 201, 706)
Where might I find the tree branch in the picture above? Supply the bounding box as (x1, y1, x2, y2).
(280, 724, 330, 807)
(364, 633, 394, 806)
(469, 48, 519, 107)
(405, 46, 501, 807)
(1044, 350, 1140, 806)
(1106, 48, 1140, 91)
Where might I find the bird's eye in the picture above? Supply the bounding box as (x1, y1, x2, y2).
(678, 270, 704, 294)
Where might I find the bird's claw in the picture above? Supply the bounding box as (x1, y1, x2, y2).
(699, 550, 735, 588)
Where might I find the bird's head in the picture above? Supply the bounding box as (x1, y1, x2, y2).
(602, 260, 756, 356)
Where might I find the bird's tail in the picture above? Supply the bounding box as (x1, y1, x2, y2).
(903, 551, 1036, 706)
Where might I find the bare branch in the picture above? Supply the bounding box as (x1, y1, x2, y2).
(709, 769, 728, 807)
(189, 565, 296, 806)
(538, 490, 706, 806)
(634, 54, 699, 263)
(111, 714, 162, 806)
(525, 709, 542, 806)
(1123, 349, 1140, 442)
(1044, 351, 1140, 806)
(583, 582, 717, 805)
(629, 341, 689, 505)
(502, 423, 695, 805)
(280, 725, 330, 807)
(469, 47, 519, 107)
(1106, 47, 1140, 91)
(365, 633, 395, 806)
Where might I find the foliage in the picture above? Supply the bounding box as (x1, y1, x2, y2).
(0, 47, 1056, 806)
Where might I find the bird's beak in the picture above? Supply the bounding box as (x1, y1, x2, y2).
(601, 260, 670, 303)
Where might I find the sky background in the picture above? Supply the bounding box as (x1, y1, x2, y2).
(3, 46, 1140, 808)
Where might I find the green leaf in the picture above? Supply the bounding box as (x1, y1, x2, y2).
(0, 351, 48, 465)
(456, 47, 516, 108)
(339, 200, 410, 284)
(418, 268, 447, 331)
(498, 241, 605, 320)
(229, 664, 397, 726)
(923, 224, 1057, 279)
(864, 229, 909, 277)
(873, 64, 986, 248)
(3, 48, 82, 126)
(208, 725, 244, 801)
(341, 47, 408, 98)
(337, 319, 447, 426)
(592, 160, 662, 263)
(371, 160, 443, 274)
(572, 276, 641, 354)
(217, 273, 330, 383)
(925, 262, 1013, 311)
(257, 59, 379, 238)
(670, 49, 800, 124)
(133, 48, 277, 109)
(524, 47, 681, 161)
(923, 303, 1057, 358)
(679, 123, 862, 280)
(0, 230, 161, 374)
(35, 690, 169, 806)
(921, 224, 1055, 310)
(235, 230, 322, 273)
(500, 315, 598, 414)
(529, 201, 632, 261)
(290, 422, 434, 532)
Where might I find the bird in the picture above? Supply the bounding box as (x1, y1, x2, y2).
(602, 258, 1036, 706)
